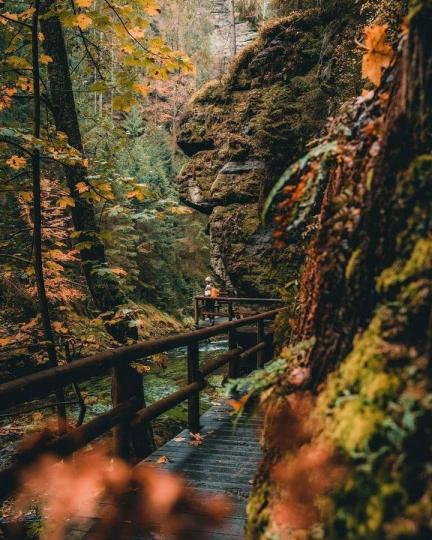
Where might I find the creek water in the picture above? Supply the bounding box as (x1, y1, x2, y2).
(0, 338, 229, 467)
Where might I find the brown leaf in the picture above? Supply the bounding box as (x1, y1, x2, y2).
(189, 432, 204, 447)
(361, 24, 394, 86)
(156, 455, 172, 464)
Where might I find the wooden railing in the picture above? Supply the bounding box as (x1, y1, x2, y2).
(0, 307, 282, 502)
(193, 296, 283, 327)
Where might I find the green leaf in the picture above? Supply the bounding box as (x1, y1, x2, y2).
(90, 81, 109, 92)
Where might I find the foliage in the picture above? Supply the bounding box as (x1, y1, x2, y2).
(262, 140, 338, 222)
(0, 0, 211, 374)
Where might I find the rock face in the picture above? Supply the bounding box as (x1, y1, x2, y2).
(177, 2, 406, 297)
(209, 0, 258, 76)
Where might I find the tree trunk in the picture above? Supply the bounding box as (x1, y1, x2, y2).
(32, 0, 66, 431)
(39, 1, 153, 458)
(230, 0, 237, 56)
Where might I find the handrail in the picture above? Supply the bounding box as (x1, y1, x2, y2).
(193, 295, 282, 327)
(0, 305, 283, 502)
(194, 296, 283, 303)
(0, 308, 282, 410)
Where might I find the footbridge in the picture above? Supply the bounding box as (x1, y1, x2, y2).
(0, 297, 283, 539)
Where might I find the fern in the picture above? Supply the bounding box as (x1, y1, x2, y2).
(261, 140, 338, 221)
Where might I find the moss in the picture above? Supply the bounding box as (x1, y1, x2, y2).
(192, 80, 227, 105)
(377, 238, 432, 293)
(245, 480, 272, 539)
(252, 73, 326, 160)
(345, 248, 362, 281)
(218, 133, 251, 161)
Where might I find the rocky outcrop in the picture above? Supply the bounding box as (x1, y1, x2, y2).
(177, 1, 406, 296)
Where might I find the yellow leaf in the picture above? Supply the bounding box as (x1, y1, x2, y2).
(19, 7, 36, 20)
(112, 94, 136, 112)
(0, 86, 16, 111)
(0, 336, 15, 347)
(6, 56, 32, 69)
(17, 76, 33, 92)
(169, 205, 192, 216)
(82, 158, 89, 168)
(0, 12, 18, 24)
(57, 196, 75, 208)
(112, 267, 128, 277)
(76, 0, 92, 7)
(6, 155, 27, 170)
(361, 24, 394, 86)
(52, 321, 69, 334)
(40, 54, 53, 65)
(73, 14, 93, 30)
(129, 26, 145, 39)
(76, 181, 89, 193)
(46, 260, 64, 272)
(121, 44, 134, 55)
(20, 191, 33, 202)
(132, 82, 151, 97)
(4, 87, 17, 97)
(144, 0, 160, 16)
(156, 455, 171, 464)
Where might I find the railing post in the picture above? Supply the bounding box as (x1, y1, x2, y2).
(112, 362, 154, 461)
(187, 342, 200, 433)
(228, 327, 238, 378)
(194, 297, 200, 328)
(228, 300, 234, 321)
(256, 319, 265, 369)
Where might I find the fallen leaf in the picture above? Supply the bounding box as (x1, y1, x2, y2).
(189, 433, 204, 447)
(227, 394, 248, 413)
(74, 14, 93, 30)
(156, 456, 172, 464)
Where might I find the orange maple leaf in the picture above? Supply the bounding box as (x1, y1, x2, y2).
(360, 24, 394, 86)
(228, 394, 249, 413)
(6, 154, 27, 170)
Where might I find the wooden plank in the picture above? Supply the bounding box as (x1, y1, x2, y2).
(139, 401, 263, 539)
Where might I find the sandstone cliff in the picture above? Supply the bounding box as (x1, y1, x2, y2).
(176, 1, 405, 297)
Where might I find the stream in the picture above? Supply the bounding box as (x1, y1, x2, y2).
(0, 338, 229, 467)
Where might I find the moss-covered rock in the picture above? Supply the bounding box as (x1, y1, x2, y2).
(176, 3, 404, 296)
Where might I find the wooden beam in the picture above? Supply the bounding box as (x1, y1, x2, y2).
(256, 319, 265, 369)
(187, 342, 200, 433)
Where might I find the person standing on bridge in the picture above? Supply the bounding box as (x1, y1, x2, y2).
(204, 276, 220, 325)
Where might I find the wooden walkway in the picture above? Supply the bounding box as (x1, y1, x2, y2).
(0, 302, 279, 539)
(141, 401, 262, 539)
(64, 402, 262, 540)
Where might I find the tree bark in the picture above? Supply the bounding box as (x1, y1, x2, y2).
(39, 1, 153, 458)
(39, 1, 134, 343)
(32, 0, 66, 430)
(230, 0, 237, 56)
